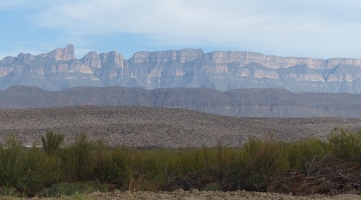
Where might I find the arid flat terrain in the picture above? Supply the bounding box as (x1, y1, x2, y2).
(1, 106, 361, 147)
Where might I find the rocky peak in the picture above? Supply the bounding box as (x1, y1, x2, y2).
(82, 51, 101, 68)
(129, 49, 204, 64)
(99, 51, 124, 67)
(17, 53, 35, 62)
(0, 56, 16, 66)
(37, 44, 75, 61)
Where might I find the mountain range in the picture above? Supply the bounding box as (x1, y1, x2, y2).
(2, 44, 361, 93)
(2, 85, 361, 118)
(2, 45, 361, 145)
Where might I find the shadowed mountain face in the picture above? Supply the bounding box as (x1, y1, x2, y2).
(2, 86, 361, 118)
(2, 45, 361, 93)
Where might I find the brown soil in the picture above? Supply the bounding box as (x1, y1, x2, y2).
(91, 190, 360, 200)
(24, 190, 361, 200)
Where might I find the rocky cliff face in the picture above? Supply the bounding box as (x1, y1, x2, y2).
(82, 51, 101, 68)
(129, 48, 204, 64)
(99, 51, 125, 67)
(37, 44, 75, 61)
(1, 44, 361, 93)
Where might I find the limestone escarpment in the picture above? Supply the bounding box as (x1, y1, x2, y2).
(99, 51, 125, 67)
(1, 44, 361, 93)
(129, 48, 204, 64)
(37, 44, 75, 61)
(82, 51, 101, 68)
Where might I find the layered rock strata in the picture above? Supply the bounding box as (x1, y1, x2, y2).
(1, 44, 361, 93)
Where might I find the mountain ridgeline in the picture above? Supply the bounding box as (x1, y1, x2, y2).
(1, 44, 361, 93)
(2, 85, 361, 118)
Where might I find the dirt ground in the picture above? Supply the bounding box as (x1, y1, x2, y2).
(24, 190, 361, 200)
(83, 190, 361, 200)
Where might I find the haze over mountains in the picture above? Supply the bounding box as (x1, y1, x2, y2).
(2, 44, 361, 93)
(2, 85, 361, 118)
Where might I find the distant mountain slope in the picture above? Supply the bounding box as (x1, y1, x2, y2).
(1, 45, 361, 93)
(1, 86, 361, 118)
(1, 106, 361, 147)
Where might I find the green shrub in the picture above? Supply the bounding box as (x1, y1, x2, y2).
(0, 136, 23, 187)
(93, 145, 129, 186)
(0, 137, 40, 192)
(215, 144, 237, 180)
(328, 128, 361, 162)
(201, 182, 222, 191)
(286, 138, 329, 171)
(41, 130, 65, 155)
(41, 182, 108, 197)
(178, 149, 205, 175)
(0, 137, 57, 196)
(230, 136, 289, 191)
(3, 128, 361, 197)
(0, 186, 23, 197)
(60, 133, 97, 181)
(126, 149, 171, 191)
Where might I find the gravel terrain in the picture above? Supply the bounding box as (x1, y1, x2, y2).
(85, 190, 361, 200)
(21, 190, 360, 200)
(0, 106, 361, 147)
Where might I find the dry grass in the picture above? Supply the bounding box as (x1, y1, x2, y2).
(268, 155, 361, 195)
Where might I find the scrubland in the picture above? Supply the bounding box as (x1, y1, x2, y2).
(1, 128, 361, 199)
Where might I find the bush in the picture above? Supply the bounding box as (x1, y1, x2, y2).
(286, 138, 328, 171)
(0, 137, 42, 193)
(4, 129, 361, 197)
(41, 182, 108, 197)
(228, 136, 289, 191)
(201, 182, 222, 191)
(41, 130, 65, 155)
(0, 137, 24, 188)
(60, 133, 97, 181)
(93, 145, 129, 186)
(328, 128, 361, 163)
(0, 186, 23, 197)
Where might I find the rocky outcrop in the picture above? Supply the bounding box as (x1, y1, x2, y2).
(82, 51, 101, 68)
(1, 44, 361, 93)
(99, 51, 125, 67)
(36, 44, 75, 61)
(129, 49, 204, 64)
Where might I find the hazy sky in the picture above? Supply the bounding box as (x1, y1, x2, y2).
(1, 0, 361, 59)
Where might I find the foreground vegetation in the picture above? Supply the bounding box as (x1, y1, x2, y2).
(1, 128, 361, 197)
